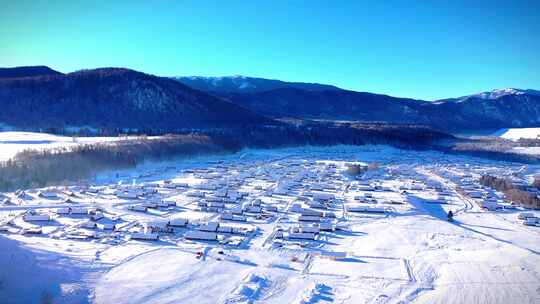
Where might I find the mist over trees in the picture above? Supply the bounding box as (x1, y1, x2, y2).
(0, 124, 450, 191)
(1, 121, 538, 192)
(0, 134, 228, 191)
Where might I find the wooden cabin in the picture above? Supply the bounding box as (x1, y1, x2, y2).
(131, 232, 159, 241)
(23, 214, 51, 222)
(346, 205, 386, 213)
(56, 208, 71, 215)
(38, 191, 58, 199)
(286, 232, 316, 240)
(81, 221, 97, 229)
(298, 215, 321, 222)
(128, 205, 148, 212)
(317, 251, 347, 260)
(185, 230, 218, 241)
(198, 221, 219, 232)
(168, 218, 188, 227)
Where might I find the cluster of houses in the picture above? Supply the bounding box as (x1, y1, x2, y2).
(344, 178, 404, 214)
(431, 167, 510, 210)
(18, 205, 122, 237)
(3, 154, 538, 261)
(427, 164, 539, 226)
(459, 179, 509, 210)
(518, 212, 540, 226)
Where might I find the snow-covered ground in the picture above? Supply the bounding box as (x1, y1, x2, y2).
(0, 132, 127, 161)
(0, 131, 162, 161)
(512, 146, 540, 156)
(492, 128, 540, 140)
(489, 128, 540, 156)
(1, 145, 539, 303)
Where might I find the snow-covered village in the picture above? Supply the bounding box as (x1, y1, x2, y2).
(1, 143, 539, 303)
(3, 1, 540, 303)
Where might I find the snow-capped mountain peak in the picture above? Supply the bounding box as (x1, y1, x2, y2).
(470, 88, 540, 100)
(438, 88, 540, 103)
(473, 88, 525, 99)
(173, 75, 340, 93)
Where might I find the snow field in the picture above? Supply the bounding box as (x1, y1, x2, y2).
(0, 131, 160, 161)
(492, 128, 540, 140)
(0, 145, 539, 303)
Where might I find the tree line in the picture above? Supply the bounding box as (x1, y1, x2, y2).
(3, 122, 536, 192)
(479, 175, 540, 209)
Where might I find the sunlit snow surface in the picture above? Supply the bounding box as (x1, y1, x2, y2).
(0, 145, 539, 304)
(492, 128, 540, 140)
(489, 128, 540, 156)
(0, 132, 127, 161)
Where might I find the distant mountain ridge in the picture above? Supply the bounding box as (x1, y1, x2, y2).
(0, 66, 538, 132)
(219, 88, 427, 124)
(174, 75, 340, 93)
(0, 66, 63, 79)
(172, 76, 540, 131)
(436, 88, 540, 103)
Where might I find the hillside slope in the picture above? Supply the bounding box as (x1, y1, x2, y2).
(0, 68, 275, 131)
(221, 88, 428, 124)
(0, 66, 63, 79)
(420, 93, 540, 130)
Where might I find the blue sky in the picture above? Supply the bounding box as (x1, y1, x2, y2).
(1, 0, 539, 100)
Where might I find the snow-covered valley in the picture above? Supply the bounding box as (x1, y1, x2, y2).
(1, 145, 539, 303)
(0, 132, 132, 161)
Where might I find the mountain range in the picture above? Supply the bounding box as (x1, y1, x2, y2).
(172, 75, 340, 94)
(436, 88, 540, 103)
(175, 76, 540, 131)
(0, 66, 538, 133)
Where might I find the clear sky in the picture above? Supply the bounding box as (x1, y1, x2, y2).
(1, 0, 539, 100)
